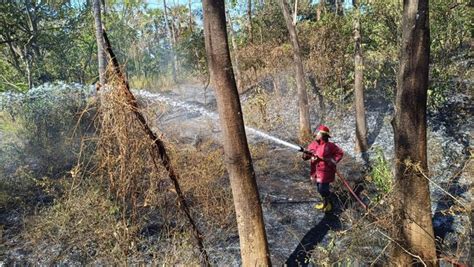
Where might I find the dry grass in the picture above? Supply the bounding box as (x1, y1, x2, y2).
(26, 179, 136, 263)
(19, 75, 235, 264)
(172, 141, 234, 230)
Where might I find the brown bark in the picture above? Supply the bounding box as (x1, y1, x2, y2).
(278, 0, 312, 142)
(391, 0, 438, 266)
(92, 0, 107, 85)
(353, 0, 368, 153)
(101, 29, 210, 266)
(202, 0, 271, 265)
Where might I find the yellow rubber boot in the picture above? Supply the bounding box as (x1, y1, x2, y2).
(314, 202, 325, 210)
(323, 202, 332, 212)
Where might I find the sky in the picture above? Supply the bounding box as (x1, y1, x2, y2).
(142, 0, 202, 10)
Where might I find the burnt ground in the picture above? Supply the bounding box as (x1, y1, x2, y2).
(138, 83, 471, 266)
(1, 82, 471, 265)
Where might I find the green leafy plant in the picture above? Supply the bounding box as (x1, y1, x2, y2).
(370, 147, 393, 194)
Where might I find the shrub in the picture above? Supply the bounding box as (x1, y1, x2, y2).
(0, 82, 95, 178)
(369, 147, 393, 194)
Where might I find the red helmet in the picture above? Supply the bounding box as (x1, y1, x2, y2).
(316, 125, 331, 137)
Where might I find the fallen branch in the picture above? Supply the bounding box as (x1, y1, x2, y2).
(102, 28, 210, 266)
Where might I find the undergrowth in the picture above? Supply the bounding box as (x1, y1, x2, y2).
(369, 146, 393, 195)
(14, 78, 234, 264)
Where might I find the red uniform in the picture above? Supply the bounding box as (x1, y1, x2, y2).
(306, 139, 344, 183)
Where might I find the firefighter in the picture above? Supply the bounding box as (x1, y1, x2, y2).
(302, 125, 344, 212)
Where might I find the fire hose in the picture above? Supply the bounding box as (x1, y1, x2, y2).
(297, 147, 468, 266)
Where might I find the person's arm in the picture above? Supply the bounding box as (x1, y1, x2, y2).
(319, 144, 343, 165)
(332, 144, 344, 164)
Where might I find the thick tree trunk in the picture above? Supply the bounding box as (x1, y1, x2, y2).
(353, 0, 368, 153)
(278, 0, 312, 142)
(226, 10, 242, 91)
(392, 0, 437, 266)
(163, 0, 178, 83)
(92, 0, 107, 85)
(202, 0, 271, 265)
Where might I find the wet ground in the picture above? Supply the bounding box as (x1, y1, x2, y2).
(137, 85, 381, 265)
(137, 82, 471, 266)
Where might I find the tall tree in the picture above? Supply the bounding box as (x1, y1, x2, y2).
(247, 0, 253, 43)
(92, 0, 107, 85)
(392, 0, 437, 266)
(353, 0, 368, 153)
(226, 9, 242, 90)
(278, 0, 312, 142)
(163, 0, 178, 83)
(202, 0, 271, 265)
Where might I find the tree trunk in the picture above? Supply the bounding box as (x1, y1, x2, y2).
(336, 0, 344, 16)
(25, 1, 41, 62)
(293, 0, 298, 25)
(316, 1, 323, 21)
(226, 9, 242, 91)
(188, 0, 193, 32)
(278, 0, 312, 142)
(247, 0, 253, 43)
(308, 74, 325, 123)
(202, 0, 271, 265)
(25, 57, 33, 89)
(163, 0, 178, 83)
(92, 0, 107, 85)
(353, 0, 368, 153)
(391, 0, 437, 266)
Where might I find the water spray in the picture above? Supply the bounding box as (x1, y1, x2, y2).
(141, 90, 367, 210)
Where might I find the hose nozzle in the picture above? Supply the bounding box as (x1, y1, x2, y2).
(299, 146, 313, 156)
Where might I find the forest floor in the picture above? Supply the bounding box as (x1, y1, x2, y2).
(136, 82, 472, 265)
(1, 82, 471, 265)
(139, 85, 366, 265)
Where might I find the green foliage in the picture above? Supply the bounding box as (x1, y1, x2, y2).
(0, 1, 98, 88)
(0, 82, 95, 177)
(428, 1, 472, 109)
(370, 147, 392, 194)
